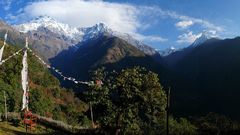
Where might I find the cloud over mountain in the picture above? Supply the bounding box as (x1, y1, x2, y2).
(17, 0, 139, 34)
(13, 0, 168, 43)
(177, 31, 202, 44)
(5, 0, 226, 47)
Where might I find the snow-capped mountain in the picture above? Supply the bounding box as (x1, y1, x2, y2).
(79, 23, 158, 55)
(14, 16, 158, 58)
(160, 32, 217, 58)
(79, 23, 114, 42)
(158, 46, 179, 56)
(116, 33, 158, 55)
(15, 16, 84, 41)
(191, 33, 210, 46)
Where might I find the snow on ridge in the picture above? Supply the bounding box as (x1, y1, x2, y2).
(14, 16, 158, 55)
(158, 46, 179, 56)
(14, 16, 83, 40)
(191, 32, 210, 47)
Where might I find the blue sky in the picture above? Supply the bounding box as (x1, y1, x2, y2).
(0, 0, 239, 50)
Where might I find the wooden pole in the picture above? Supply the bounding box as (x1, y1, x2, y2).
(90, 102, 94, 128)
(166, 88, 170, 135)
(3, 91, 7, 121)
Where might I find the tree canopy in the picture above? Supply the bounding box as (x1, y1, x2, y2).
(84, 67, 196, 135)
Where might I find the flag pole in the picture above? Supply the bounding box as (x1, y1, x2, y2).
(4, 91, 7, 121)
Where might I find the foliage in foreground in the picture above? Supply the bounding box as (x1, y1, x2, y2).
(191, 112, 240, 135)
(85, 67, 240, 135)
(83, 67, 197, 135)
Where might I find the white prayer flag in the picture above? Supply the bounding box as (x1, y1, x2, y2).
(0, 32, 8, 62)
(21, 38, 29, 111)
(0, 45, 5, 62)
(4, 32, 7, 42)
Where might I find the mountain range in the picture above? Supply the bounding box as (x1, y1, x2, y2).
(166, 37, 240, 120)
(1, 16, 240, 120)
(13, 16, 158, 60)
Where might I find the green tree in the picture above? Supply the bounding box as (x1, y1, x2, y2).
(112, 67, 167, 134)
(84, 67, 109, 127)
(169, 117, 197, 135)
(29, 88, 54, 116)
(192, 112, 240, 135)
(85, 67, 197, 134)
(86, 67, 168, 134)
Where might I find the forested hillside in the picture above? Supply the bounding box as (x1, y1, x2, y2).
(0, 40, 88, 125)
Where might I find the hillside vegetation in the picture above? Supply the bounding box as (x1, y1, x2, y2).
(0, 40, 88, 125)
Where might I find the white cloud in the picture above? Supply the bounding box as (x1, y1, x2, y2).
(175, 20, 194, 29)
(142, 6, 224, 33)
(17, 0, 139, 34)
(177, 31, 201, 44)
(12, 0, 168, 43)
(208, 30, 217, 35)
(10, 0, 225, 45)
(134, 33, 168, 42)
(147, 35, 168, 42)
(5, 13, 16, 20)
(140, 6, 224, 44)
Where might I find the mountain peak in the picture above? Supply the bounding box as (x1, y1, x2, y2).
(83, 22, 112, 34)
(192, 32, 210, 46)
(80, 22, 113, 42)
(33, 15, 56, 22)
(158, 46, 179, 56)
(14, 15, 83, 40)
(14, 16, 157, 56)
(170, 46, 176, 50)
(94, 22, 108, 31)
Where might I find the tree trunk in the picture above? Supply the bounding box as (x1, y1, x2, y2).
(115, 113, 121, 135)
(166, 88, 170, 135)
(90, 102, 94, 128)
(4, 91, 7, 121)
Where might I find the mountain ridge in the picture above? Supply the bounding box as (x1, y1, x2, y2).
(14, 16, 158, 57)
(50, 35, 165, 80)
(164, 36, 240, 120)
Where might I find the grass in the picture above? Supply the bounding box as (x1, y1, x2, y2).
(0, 121, 66, 135)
